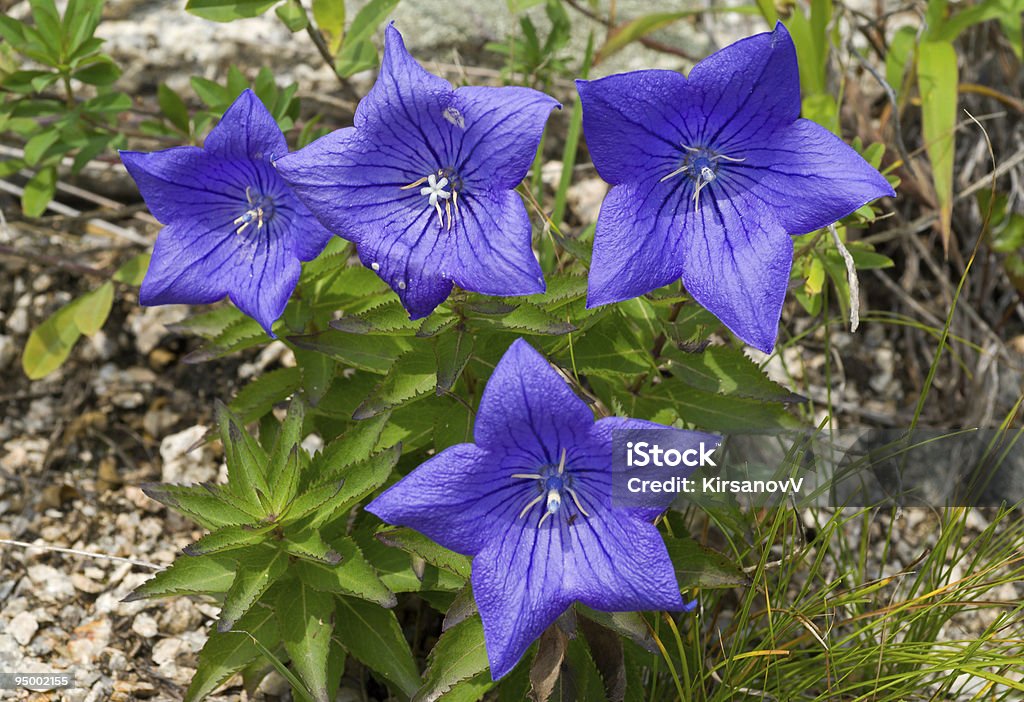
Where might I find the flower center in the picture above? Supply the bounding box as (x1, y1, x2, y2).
(401, 169, 461, 231)
(660, 144, 745, 211)
(511, 449, 591, 528)
(233, 186, 275, 235)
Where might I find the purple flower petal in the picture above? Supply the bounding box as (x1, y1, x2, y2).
(366, 444, 516, 556)
(450, 188, 545, 297)
(120, 147, 238, 225)
(576, 70, 690, 185)
(734, 119, 896, 234)
(471, 526, 572, 679)
(224, 224, 303, 335)
(567, 508, 684, 612)
(450, 85, 560, 190)
(686, 23, 800, 151)
(204, 89, 288, 161)
(680, 192, 793, 353)
(139, 219, 234, 307)
(586, 179, 687, 307)
(354, 24, 454, 175)
(473, 338, 593, 461)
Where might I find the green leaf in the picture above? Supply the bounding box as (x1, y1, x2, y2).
(71, 281, 113, 336)
(290, 329, 409, 374)
(469, 302, 575, 336)
(295, 537, 396, 607)
(62, 0, 104, 55)
(72, 57, 120, 85)
(334, 595, 420, 698)
(353, 349, 437, 419)
(81, 92, 132, 113)
(330, 300, 424, 335)
(158, 83, 190, 133)
(112, 253, 151, 286)
(217, 402, 272, 509)
(335, 39, 378, 77)
(597, 11, 700, 62)
(313, 412, 391, 471)
(185, 0, 279, 22)
(885, 25, 917, 93)
(311, 0, 344, 52)
(185, 603, 279, 702)
(191, 75, 232, 109)
(23, 129, 60, 166)
(124, 553, 238, 601)
(282, 526, 343, 564)
(917, 40, 958, 250)
(228, 367, 302, 424)
(666, 345, 804, 403)
(376, 527, 471, 579)
(413, 616, 489, 702)
(665, 538, 749, 589)
(573, 323, 654, 377)
(642, 380, 800, 434)
(218, 547, 288, 631)
(305, 445, 401, 526)
(22, 164, 56, 217)
(434, 329, 473, 394)
(275, 0, 308, 31)
(576, 608, 656, 653)
(22, 296, 81, 379)
(278, 583, 333, 702)
(142, 483, 261, 530)
(183, 524, 274, 557)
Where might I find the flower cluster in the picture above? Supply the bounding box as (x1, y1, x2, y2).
(121, 22, 896, 681)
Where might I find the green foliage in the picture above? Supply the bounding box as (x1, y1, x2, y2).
(0, 0, 126, 213)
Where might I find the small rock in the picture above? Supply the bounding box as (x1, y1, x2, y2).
(9, 611, 39, 645)
(68, 618, 112, 665)
(128, 304, 188, 355)
(7, 306, 29, 335)
(566, 177, 608, 224)
(27, 564, 77, 601)
(71, 572, 108, 594)
(151, 637, 187, 667)
(158, 597, 203, 635)
(159, 425, 216, 484)
(132, 613, 159, 638)
(142, 402, 180, 438)
(0, 334, 16, 369)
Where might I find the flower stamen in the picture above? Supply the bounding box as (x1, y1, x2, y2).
(234, 186, 270, 235)
(513, 449, 587, 526)
(404, 171, 460, 230)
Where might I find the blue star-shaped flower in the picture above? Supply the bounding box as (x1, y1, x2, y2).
(367, 338, 719, 679)
(121, 90, 331, 335)
(578, 23, 896, 353)
(276, 25, 560, 320)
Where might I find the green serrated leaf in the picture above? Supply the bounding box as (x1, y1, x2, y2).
(305, 445, 401, 527)
(183, 524, 274, 557)
(312, 412, 391, 473)
(218, 547, 288, 632)
(335, 595, 420, 697)
(666, 345, 804, 403)
(282, 526, 343, 564)
(277, 582, 332, 702)
(217, 402, 272, 510)
(142, 483, 261, 530)
(413, 616, 489, 702)
(228, 367, 302, 424)
(376, 527, 471, 580)
(641, 379, 800, 434)
(353, 349, 437, 419)
(295, 537, 395, 607)
(289, 329, 409, 374)
(124, 553, 238, 601)
(185, 603, 278, 702)
(330, 300, 423, 336)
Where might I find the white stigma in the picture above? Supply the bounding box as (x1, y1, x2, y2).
(401, 171, 460, 230)
(233, 186, 267, 235)
(511, 449, 590, 528)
